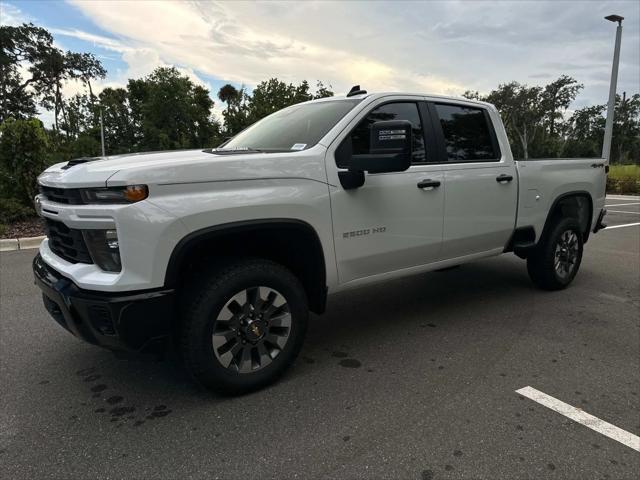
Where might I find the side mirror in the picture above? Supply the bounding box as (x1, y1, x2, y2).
(338, 120, 413, 189)
(350, 120, 413, 173)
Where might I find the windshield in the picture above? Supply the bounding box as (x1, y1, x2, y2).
(219, 100, 361, 152)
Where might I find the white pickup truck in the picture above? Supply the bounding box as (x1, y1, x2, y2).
(33, 88, 607, 393)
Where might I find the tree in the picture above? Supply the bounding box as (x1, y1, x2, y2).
(127, 67, 220, 150)
(0, 23, 54, 121)
(313, 80, 334, 99)
(541, 75, 583, 137)
(218, 84, 239, 108)
(0, 23, 106, 130)
(464, 76, 582, 159)
(484, 82, 544, 160)
(563, 105, 605, 158)
(0, 118, 50, 207)
(612, 92, 640, 163)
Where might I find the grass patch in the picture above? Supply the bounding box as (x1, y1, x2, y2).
(607, 164, 640, 194)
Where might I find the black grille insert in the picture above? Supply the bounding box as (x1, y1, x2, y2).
(39, 186, 84, 205)
(44, 219, 93, 264)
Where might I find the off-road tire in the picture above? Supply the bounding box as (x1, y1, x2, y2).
(527, 217, 583, 291)
(180, 258, 308, 395)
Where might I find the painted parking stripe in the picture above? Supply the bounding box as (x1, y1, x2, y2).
(607, 210, 640, 215)
(605, 202, 640, 207)
(606, 195, 640, 200)
(516, 386, 640, 452)
(603, 222, 640, 230)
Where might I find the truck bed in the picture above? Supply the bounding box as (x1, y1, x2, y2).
(515, 158, 607, 241)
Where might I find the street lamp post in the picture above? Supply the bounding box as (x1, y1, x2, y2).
(99, 106, 106, 157)
(601, 14, 624, 162)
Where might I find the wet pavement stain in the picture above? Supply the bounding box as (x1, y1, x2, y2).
(342, 436, 350, 442)
(106, 396, 124, 405)
(76, 367, 96, 376)
(148, 409, 172, 419)
(91, 384, 107, 393)
(110, 406, 135, 417)
(453, 450, 463, 457)
(547, 463, 556, 471)
(332, 351, 348, 358)
(421, 469, 434, 480)
(83, 374, 102, 382)
(339, 359, 361, 368)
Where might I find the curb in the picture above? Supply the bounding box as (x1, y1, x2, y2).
(0, 236, 45, 252)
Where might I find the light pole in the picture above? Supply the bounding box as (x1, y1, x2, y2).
(601, 14, 623, 162)
(99, 106, 106, 157)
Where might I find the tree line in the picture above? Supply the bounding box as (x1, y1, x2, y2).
(464, 77, 639, 161)
(1, 22, 638, 228)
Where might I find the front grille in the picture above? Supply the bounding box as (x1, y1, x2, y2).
(39, 186, 83, 205)
(44, 219, 93, 264)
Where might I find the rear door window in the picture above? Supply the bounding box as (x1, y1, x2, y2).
(433, 104, 500, 162)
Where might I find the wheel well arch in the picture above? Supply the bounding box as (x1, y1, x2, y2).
(539, 191, 593, 244)
(165, 219, 328, 314)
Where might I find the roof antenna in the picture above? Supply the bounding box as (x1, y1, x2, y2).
(347, 85, 367, 97)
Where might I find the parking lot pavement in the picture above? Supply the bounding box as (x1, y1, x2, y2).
(1, 197, 638, 479)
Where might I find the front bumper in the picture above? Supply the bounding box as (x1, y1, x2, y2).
(33, 254, 175, 352)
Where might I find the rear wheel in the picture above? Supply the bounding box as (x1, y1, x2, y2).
(180, 258, 308, 394)
(527, 217, 583, 290)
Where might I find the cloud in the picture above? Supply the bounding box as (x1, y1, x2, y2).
(65, 0, 466, 95)
(0, 1, 29, 26)
(10, 0, 640, 127)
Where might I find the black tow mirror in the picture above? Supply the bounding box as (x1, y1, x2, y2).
(338, 120, 413, 189)
(350, 120, 412, 173)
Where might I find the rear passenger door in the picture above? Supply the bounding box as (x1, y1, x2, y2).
(428, 102, 517, 258)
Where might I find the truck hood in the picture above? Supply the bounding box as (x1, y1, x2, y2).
(38, 147, 328, 188)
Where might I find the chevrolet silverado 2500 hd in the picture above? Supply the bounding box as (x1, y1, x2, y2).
(33, 89, 607, 393)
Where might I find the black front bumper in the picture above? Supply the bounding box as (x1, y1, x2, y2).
(33, 254, 175, 352)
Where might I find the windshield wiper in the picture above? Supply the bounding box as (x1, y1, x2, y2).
(209, 147, 264, 155)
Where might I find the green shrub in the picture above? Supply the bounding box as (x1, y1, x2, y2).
(607, 164, 640, 194)
(0, 117, 50, 207)
(0, 197, 35, 223)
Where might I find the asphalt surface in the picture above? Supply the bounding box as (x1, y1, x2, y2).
(1, 196, 639, 480)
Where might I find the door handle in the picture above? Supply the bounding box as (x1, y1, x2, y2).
(591, 163, 605, 168)
(496, 174, 513, 183)
(417, 179, 441, 189)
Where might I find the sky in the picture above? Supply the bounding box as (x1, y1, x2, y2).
(1, 0, 639, 124)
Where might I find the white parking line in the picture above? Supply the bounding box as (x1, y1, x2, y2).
(516, 386, 640, 452)
(608, 210, 640, 215)
(604, 222, 640, 230)
(605, 202, 640, 207)
(606, 195, 640, 201)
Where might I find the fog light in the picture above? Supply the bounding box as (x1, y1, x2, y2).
(83, 229, 121, 272)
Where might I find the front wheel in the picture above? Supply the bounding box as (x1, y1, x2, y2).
(527, 217, 584, 291)
(180, 259, 308, 395)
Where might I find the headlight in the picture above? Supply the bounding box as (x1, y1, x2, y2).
(79, 185, 148, 204)
(83, 229, 121, 272)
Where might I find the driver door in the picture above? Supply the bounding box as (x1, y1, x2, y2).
(326, 99, 445, 284)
